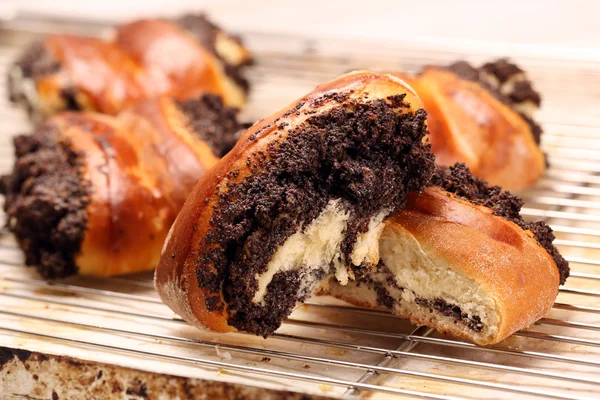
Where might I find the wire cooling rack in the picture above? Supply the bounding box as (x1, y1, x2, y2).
(1, 19, 600, 400)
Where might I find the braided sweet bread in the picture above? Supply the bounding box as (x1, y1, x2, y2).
(396, 59, 545, 191)
(155, 72, 566, 345)
(1, 95, 242, 278)
(8, 14, 252, 121)
(155, 71, 437, 336)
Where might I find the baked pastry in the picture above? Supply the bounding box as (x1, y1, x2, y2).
(155, 71, 436, 336)
(0, 94, 242, 278)
(396, 59, 545, 191)
(8, 14, 252, 121)
(321, 164, 568, 345)
(153, 72, 566, 344)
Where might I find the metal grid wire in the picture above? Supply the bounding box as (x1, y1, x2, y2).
(1, 20, 600, 399)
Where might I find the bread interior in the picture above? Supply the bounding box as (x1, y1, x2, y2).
(254, 199, 387, 303)
(322, 221, 501, 344)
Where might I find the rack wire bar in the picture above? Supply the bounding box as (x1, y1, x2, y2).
(3, 277, 600, 333)
(560, 288, 600, 297)
(565, 272, 600, 280)
(3, 288, 600, 358)
(280, 320, 600, 368)
(3, 311, 582, 400)
(0, 326, 464, 400)
(342, 326, 434, 398)
(1, 20, 600, 400)
(565, 257, 600, 266)
(7, 288, 597, 389)
(0, 276, 163, 303)
(522, 208, 600, 222)
(554, 303, 600, 313)
(548, 226, 600, 237)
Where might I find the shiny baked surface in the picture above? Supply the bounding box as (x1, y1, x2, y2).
(0, 25, 599, 400)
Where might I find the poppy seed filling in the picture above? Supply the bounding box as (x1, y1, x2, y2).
(0, 129, 90, 279)
(178, 94, 243, 157)
(195, 94, 435, 336)
(353, 264, 484, 332)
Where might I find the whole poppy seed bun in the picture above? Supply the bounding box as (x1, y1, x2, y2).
(8, 14, 252, 122)
(155, 71, 436, 336)
(0, 95, 242, 278)
(320, 164, 568, 345)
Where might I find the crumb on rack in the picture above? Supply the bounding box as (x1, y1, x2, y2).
(319, 384, 331, 392)
(215, 345, 232, 360)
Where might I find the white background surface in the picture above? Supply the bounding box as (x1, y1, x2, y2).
(6, 0, 600, 61)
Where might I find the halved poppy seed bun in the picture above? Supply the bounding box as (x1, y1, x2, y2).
(320, 164, 568, 345)
(155, 71, 436, 336)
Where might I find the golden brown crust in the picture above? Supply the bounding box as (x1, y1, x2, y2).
(394, 68, 545, 191)
(43, 35, 147, 115)
(319, 186, 559, 345)
(46, 99, 217, 276)
(154, 71, 426, 332)
(114, 20, 234, 104)
(118, 97, 219, 207)
(1, 95, 238, 278)
(61, 112, 175, 276)
(12, 17, 250, 118)
(388, 187, 559, 344)
(73, 99, 221, 276)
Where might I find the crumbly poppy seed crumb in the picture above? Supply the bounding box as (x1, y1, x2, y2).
(194, 95, 435, 336)
(0, 128, 91, 279)
(177, 94, 244, 157)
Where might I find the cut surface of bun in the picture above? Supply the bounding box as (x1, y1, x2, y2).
(321, 164, 568, 345)
(155, 71, 436, 336)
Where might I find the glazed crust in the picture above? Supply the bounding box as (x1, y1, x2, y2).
(73, 99, 220, 276)
(396, 188, 559, 342)
(1, 95, 240, 277)
(324, 187, 560, 345)
(395, 66, 546, 191)
(154, 71, 426, 333)
(9, 15, 251, 119)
